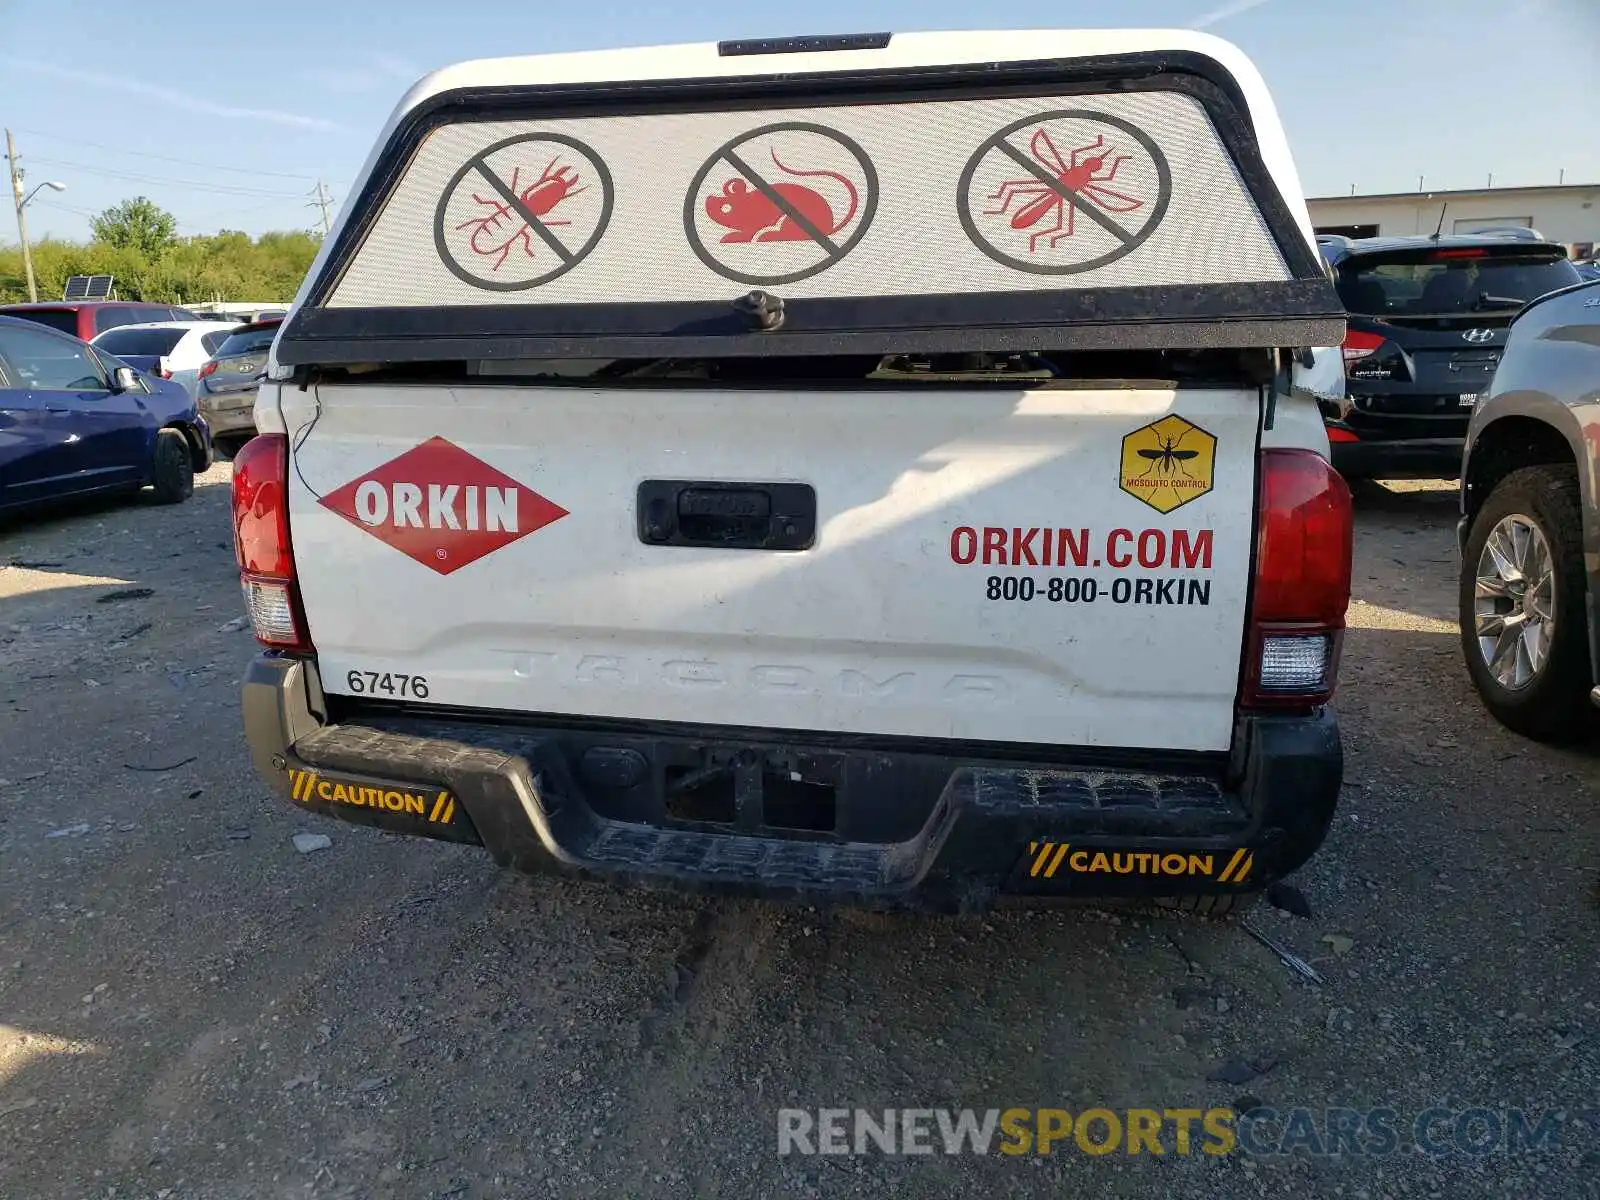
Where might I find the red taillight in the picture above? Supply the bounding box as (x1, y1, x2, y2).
(1432, 248, 1487, 259)
(1243, 449, 1353, 709)
(1340, 330, 1386, 363)
(231, 433, 311, 651)
(1325, 424, 1361, 444)
(198, 360, 218, 380)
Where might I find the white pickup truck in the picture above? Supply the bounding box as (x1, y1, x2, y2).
(234, 29, 1352, 914)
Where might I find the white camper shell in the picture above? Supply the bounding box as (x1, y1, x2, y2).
(240, 30, 1351, 913)
(271, 29, 1344, 369)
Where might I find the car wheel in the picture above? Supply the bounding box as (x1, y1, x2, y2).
(1459, 464, 1591, 742)
(150, 428, 195, 505)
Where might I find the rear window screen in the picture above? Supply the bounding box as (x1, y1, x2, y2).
(1337, 252, 1581, 315)
(217, 327, 278, 357)
(93, 327, 187, 356)
(6, 309, 78, 335)
(327, 90, 1292, 310)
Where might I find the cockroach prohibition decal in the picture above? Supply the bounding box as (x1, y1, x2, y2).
(434, 132, 615, 291)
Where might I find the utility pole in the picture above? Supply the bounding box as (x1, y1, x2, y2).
(5, 128, 39, 303)
(310, 180, 334, 235)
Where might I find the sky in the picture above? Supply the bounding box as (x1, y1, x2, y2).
(0, 0, 1595, 243)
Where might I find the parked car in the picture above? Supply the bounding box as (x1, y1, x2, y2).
(0, 300, 202, 342)
(0, 315, 211, 515)
(91, 321, 237, 397)
(196, 318, 278, 458)
(1458, 276, 1600, 741)
(1321, 233, 1584, 480)
(1573, 259, 1600, 283)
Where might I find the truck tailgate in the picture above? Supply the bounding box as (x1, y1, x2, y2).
(284, 381, 1257, 752)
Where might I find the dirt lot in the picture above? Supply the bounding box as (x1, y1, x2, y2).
(1, 468, 1596, 1200)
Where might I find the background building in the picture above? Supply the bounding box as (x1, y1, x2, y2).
(1308, 183, 1598, 259)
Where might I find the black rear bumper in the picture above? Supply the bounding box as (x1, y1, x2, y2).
(1331, 435, 1465, 480)
(1327, 394, 1470, 480)
(243, 655, 1342, 914)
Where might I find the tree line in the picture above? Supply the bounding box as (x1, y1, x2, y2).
(0, 197, 321, 305)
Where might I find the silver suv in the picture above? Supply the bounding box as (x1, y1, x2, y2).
(195, 318, 278, 459)
(1459, 277, 1600, 740)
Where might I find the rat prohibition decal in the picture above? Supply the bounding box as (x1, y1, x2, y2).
(958, 111, 1171, 275)
(434, 132, 615, 291)
(684, 122, 879, 286)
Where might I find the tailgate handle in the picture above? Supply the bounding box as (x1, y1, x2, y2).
(637, 481, 815, 551)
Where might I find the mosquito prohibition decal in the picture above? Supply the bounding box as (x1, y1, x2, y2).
(958, 111, 1171, 275)
(434, 132, 615, 290)
(1119, 415, 1216, 514)
(684, 122, 879, 286)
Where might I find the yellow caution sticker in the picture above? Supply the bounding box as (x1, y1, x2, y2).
(288, 768, 457, 826)
(1119, 415, 1216, 514)
(1026, 842, 1254, 885)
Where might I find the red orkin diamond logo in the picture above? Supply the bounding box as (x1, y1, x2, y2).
(319, 436, 568, 575)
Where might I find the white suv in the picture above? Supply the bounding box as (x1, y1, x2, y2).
(91, 321, 233, 396)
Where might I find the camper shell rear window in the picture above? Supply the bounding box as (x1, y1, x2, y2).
(276, 50, 1342, 369)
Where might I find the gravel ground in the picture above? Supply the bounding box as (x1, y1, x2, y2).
(0, 469, 1596, 1200)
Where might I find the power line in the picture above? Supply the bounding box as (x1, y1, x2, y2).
(31, 197, 98, 219)
(182, 198, 301, 228)
(31, 194, 328, 236)
(34, 193, 325, 232)
(7, 128, 346, 236)
(9, 125, 324, 181)
(25, 154, 313, 197)
(24, 154, 316, 199)
(188, 198, 297, 222)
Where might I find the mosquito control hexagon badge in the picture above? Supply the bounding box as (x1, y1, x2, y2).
(1118, 415, 1217, 514)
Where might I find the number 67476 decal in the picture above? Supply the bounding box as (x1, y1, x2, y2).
(346, 670, 430, 699)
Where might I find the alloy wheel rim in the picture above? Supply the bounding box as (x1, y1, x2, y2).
(1473, 513, 1555, 691)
